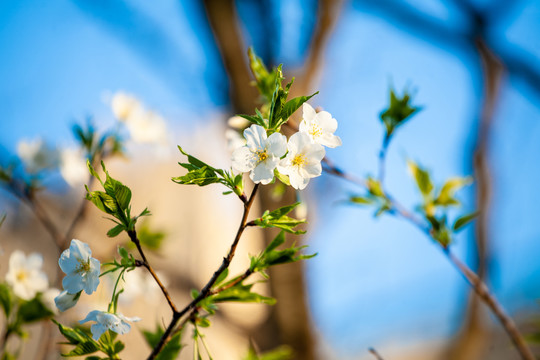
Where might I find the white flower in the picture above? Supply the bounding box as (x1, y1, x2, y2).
(80, 310, 141, 341)
(5, 251, 48, 300)
(299, 103, 342, 148)
(278, 132, 325, 190)
(17, 138, 60, 173)
(60, 148, 88, 187)
(125, 108, 168, 145)
(232, 125, 287, 185)
(59, 239, 100, 295)
(111, 92, 168, 145)
(54, 289, 81, 312)
(111, 92, 142, 121)
(118, 270, 163, 305)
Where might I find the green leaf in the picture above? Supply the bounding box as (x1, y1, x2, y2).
(434, 177, 472, 206)
(107, 224, 125, 238)
(251, 231, 316, 272)
(248, 48, 277, 101)
(366, 177, 384, 197)
(238, 114, 266, 128)
(243, 345, 293, 360)
(53, 320, 101, 357)
(214, 268, 229, 287)
(210, 284, 275, 305)
(349, 195, 374, 205)
(279, 92, 318, 125)
(136, 222, 166, 250)
(17, 297, 54, 323)
(142, 325, 183, 360)
(172, 166, 221, 186)
(453, 212, 479, 232)
(379, 88, 421, 136)
(253, 203, 306, 234)
(407, 161, 433, 197)
(0, 283, 12, 317)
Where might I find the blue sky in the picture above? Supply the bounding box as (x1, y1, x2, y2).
(1, 0, 539, 356)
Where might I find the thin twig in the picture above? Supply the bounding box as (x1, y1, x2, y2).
(127, 229, 177, 314)
(369, 347, 385, 360)
(322, 157, 535, 360)
(146, 184, 260, 360)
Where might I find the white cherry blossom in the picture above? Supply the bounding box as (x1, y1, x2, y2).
(54, 289, 81, 312)
(80, 310, 141, 341)
(60, 148, 88, 187)
(278, 132, 325, 190)
(59, 239, 100, 295)
(5, 251, 48, 300)
(299, 103, 342, 148)
(232, 124, 287, 185)
(17, 138, 60, 173)
(111, 92, 142, 121)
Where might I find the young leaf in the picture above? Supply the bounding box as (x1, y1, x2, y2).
(253, 203, 306, 234)
(407, 161, 433, 197)
(379, 88, 421, 136)
(107, 224, 125, 238)
(279, 92, 318, 125)
(0, 283, 12, 317)
(434, 177, 472, 206)
(251, 231, 316, 272)
(142, 324, 183, 360)
(210, 284, 276, 305)
(17, 297, 54, 323)
(349, 195, 374, 205)
(453, 211, 479, 232)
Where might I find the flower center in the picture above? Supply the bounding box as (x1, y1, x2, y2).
(256, 150, 268, 162)
(76, 258, 91, 274)
(16, 270, 28, 282)
(292, 154, 307, 167)
(309, 124, 323, 138)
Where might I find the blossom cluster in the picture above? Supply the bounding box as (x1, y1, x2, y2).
(53, 239, 140, 341)
(232, 103, 341, 190)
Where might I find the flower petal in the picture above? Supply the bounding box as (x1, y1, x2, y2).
(250, 162, 275, 184)
(232, 146, 256, 173)
(316, 111, 338, 133)
(90, 323, 107, 341)
(266, 133, 287, 157)
(244, 125, 267, 151)
(320, 133, 342, 148)
(79, 310, 100, 324)
(63, 273, 84, 294)
(302, 103, 316, 122)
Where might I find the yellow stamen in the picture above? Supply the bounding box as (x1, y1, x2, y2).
(16, 271, 28, 282)
(77, 259, 91, 274)
(292, 154, 307, 167)
(256, 150, 268, 162)
(310, 124, 323, 138)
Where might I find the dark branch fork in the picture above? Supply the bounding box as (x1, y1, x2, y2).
(146, 184, 260, 360)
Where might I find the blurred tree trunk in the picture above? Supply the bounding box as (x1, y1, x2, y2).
(446, 34, 504, 360)
(202, 1, 342, 358)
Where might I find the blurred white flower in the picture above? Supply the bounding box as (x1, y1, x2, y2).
(54, 289, 81, 312)
(299, 103, 342, 148)
(60, 148, 88, 187)
(232, 124, 287, 185)
(59, 239, 100, 295)
(17, 138, 60, 173)
(5, 251, 48, 300)
(110, 92, 168, 145)
(111, 92, 142, 121)
(118, 269, 163, 305)
(278, 132, 325, 190)
(80, 310, 140, 341)
(126, 108, 168, 145)
(227, 115, 250, 129)
(225, 129, 246, 152)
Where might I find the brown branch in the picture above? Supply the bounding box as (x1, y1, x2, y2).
(146, 184, 260, 360)
(321, 158, 534, 360)
(127, 229, 178, 314)
(369, 347, 385, 360)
